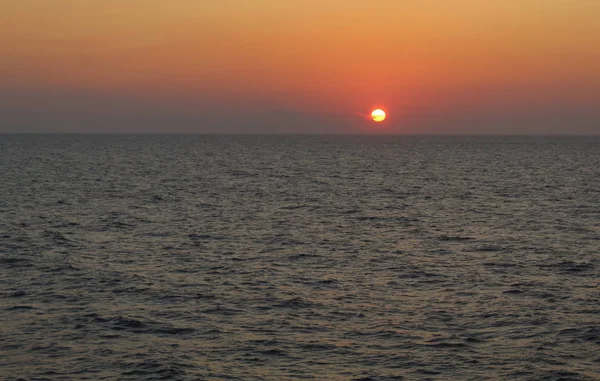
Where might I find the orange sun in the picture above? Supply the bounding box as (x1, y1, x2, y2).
(371, 109, 386, 122)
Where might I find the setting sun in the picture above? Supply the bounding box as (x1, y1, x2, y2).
(371, 109, 386, 122)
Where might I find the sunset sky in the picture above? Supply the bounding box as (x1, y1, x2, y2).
(1, 0, 599, 134)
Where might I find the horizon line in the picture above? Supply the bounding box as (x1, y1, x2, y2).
(2, 132, 600, 137)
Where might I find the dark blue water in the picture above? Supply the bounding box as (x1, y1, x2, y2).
(1, 135, 599, 380)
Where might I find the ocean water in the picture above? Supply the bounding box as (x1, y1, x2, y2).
(1, 134, 599, 381)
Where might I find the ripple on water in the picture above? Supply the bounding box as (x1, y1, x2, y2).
(1, 135, 599, 380)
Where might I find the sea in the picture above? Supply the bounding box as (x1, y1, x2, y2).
(1, 134, 599, 380)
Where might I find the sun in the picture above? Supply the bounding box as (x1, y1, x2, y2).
(371, 109, 386, 122)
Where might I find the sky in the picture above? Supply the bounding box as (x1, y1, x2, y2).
(1, 0, 599, 134)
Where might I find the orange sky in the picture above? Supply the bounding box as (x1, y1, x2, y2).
(1, 0, 599, 133)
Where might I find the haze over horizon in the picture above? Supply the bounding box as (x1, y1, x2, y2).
(2, 1, 599, 134)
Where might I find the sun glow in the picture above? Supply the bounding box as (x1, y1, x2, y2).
(371, 109, 386, 122)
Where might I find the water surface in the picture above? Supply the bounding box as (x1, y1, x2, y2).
(1, 135, 599, 380)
